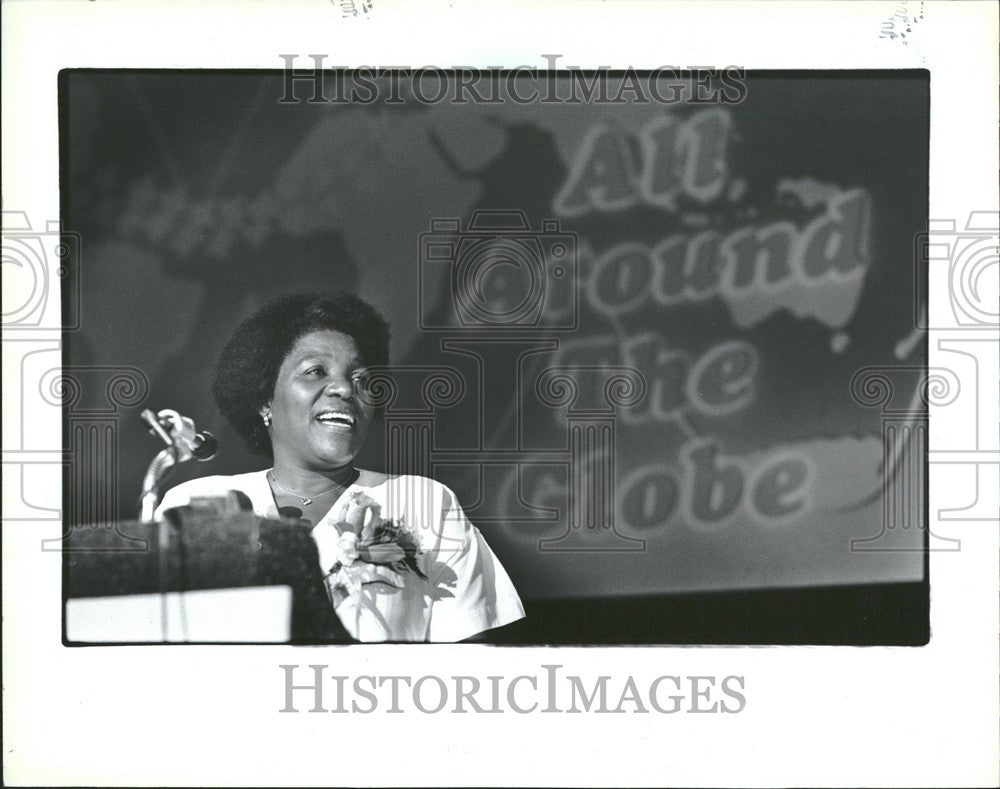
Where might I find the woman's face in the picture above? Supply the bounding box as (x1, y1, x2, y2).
(264, 329, 375, 472)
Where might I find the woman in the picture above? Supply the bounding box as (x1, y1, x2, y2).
(156, 292, 524, 642)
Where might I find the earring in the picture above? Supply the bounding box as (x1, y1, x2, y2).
(262, 411, 272, 428)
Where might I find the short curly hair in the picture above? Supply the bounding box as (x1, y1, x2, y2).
(212, 292, 390, 456)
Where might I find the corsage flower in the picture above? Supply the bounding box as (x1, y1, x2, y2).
(321, 492, 427, 598)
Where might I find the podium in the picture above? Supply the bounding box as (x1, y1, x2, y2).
(63, 511, 349, 643)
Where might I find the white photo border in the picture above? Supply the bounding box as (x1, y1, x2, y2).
(3, 1, 998, 786)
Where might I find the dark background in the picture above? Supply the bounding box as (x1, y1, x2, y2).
(60, 70, 929, 644)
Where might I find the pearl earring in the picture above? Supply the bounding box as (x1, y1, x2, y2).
(262, 412, 272, 428)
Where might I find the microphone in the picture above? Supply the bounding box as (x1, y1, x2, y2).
(189, 431, 219, 460)
(139, 408, 219, 522)
(141, 408, 219, 462)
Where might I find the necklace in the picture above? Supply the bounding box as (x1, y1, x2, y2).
(268, 469, 356, 507)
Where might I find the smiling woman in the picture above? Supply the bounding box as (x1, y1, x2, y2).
(155, 292, 525, 642)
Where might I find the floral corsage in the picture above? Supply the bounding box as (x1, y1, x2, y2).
(326, 493, 427, 596)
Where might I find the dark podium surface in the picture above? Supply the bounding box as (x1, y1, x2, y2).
(63, 511, 349, 643)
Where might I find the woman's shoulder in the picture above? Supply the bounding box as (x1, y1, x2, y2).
(355, 471, 468, 527)
(356, 469, 456, 499)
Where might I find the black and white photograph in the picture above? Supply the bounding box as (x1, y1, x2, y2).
(57, 68, 931, 645)
(3, 1, 997, 786)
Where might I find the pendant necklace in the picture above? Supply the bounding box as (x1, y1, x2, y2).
(268, 469, 357, 507)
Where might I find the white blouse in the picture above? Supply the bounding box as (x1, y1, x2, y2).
(156, 469, 525, 642)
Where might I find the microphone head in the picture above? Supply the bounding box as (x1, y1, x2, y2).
(191, 431, 219, 461)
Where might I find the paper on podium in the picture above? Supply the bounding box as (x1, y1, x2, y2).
(66, 586, 294, 643)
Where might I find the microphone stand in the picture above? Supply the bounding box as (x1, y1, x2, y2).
(139, 411, 181, 523)
(138, 408, 217, 641)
